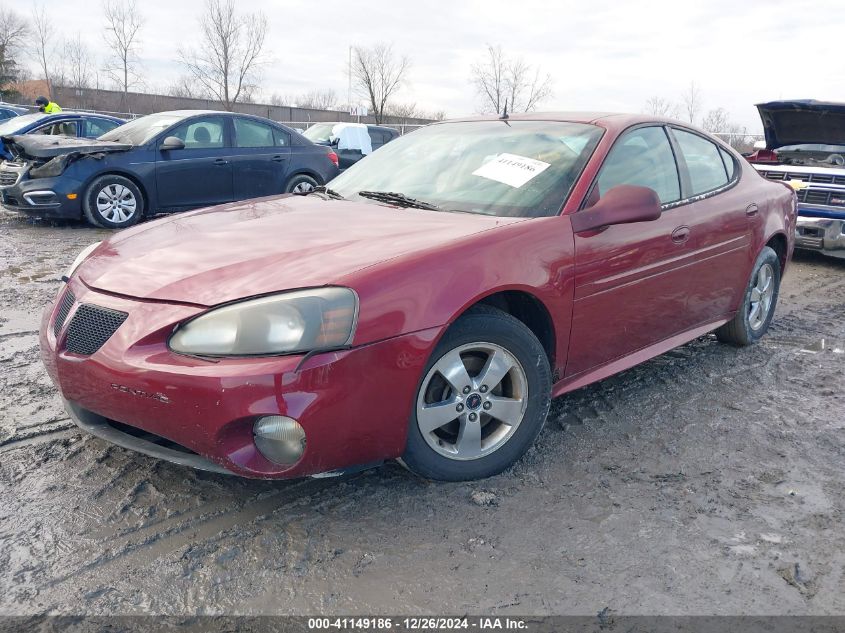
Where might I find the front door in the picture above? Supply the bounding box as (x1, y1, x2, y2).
(566, 125, 701, 377)
(155, 116, 234, 210)
(230, 117, 291, 199)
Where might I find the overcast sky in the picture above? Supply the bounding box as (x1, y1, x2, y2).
(30, 0, 845, 132)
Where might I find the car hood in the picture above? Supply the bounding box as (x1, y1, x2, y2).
(79, 195, 525, 306)
(757, 100, 845, 149)
(1, 134, 131, 160)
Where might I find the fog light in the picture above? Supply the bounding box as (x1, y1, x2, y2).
(253, 416, 306, 465)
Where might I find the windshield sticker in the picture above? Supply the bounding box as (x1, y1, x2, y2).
(472, 153, 551, 188)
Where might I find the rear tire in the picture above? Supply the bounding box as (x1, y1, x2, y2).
(285, 174, 319, 194)
(402, 306, 552, 481)
(715, 246, 781, 346)
(83, 175, 143, 229)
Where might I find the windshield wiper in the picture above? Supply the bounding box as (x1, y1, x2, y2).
(303, 185, 345, 200)
(357, 190, 440, 211)
(308, 185, 344, 199)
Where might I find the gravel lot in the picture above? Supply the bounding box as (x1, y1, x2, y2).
(1, 213, 844, 616)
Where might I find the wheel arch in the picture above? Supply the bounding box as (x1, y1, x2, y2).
(452, 289, 557, 370)
(284, 169, 323, 188)
(83, 170, 150, 216)
(765, 231, 788, 271)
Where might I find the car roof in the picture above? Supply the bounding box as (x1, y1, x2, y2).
(442, 111, 690, 132)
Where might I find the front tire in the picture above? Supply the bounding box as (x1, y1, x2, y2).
(285, 174, 319, 194)
(715, 246, 781, 346)
(402, 306, 552, 481)
(83, 175, 143, 229)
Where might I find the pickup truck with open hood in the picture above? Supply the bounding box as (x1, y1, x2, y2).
(746, 100, 845, 259)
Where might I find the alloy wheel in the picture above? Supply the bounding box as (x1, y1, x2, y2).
(416, 342, 528, 461)
(292, 181, 315, 194)
(96, 184, 137, 224)
(748, 262, 775, 331)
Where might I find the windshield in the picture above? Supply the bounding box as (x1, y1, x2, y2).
(329, 120, 604, 217)
(302, 123, 334, 143)
(0, 113, 47, 136)
(98, 113, 188, 145)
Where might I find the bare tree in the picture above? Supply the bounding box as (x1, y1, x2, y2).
(167, 75, 211, 99)
(103, 0, 143, 106)
(701, 107, 730, 134)
(702, 107, 750, 151)
(0, 7, 29, 99)
(352, 43, 410, 124)
(681, 81, 703, 124)
(31, 5, 54, 96)
(179, 0, 268, 110)
(643, 96, 680, 118)
(62, 34, 94, 90)
(471, 45, 552, 114)
(295, 89, 339, 111)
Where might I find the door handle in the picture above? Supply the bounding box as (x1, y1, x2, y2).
(271, 155, 286, 162)
(745, 203, 759, 217)
(214, 158, 229, 165)
(671, 225, 691, 244)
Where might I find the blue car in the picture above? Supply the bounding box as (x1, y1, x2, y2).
(0, 104, 29, 121)
(0, 110, 340, 228)
(0, 111, 125, 160)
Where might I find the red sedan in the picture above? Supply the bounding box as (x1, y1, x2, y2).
(40, 113, 796, 481)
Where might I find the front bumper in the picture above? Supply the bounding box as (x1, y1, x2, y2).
(795, 213, 845, 258)
(40, 278, 441, 478)
(1, 175, 83, 219)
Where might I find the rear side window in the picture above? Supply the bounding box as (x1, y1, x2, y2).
(272, 128, 289, 147)
(673, 129, 729, 195)
(368, 130, 384, 145)
(234, 118, 275, 148)
(719, 147, 736, 180)
(597, 126, 681, 204)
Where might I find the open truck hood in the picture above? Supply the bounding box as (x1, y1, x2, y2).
(1, 134, 131, 160)
(757, 100, 845, 149)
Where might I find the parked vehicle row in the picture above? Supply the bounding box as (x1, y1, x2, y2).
(0, 110, 339, 228)
(39, 111, 795, 481)
(302, 122, 399, 170)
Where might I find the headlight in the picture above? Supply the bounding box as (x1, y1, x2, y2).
(64, 241, 101, 280)
(169, 287, 358, 357)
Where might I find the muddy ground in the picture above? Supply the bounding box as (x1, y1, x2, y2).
(0, 213, 843, 616)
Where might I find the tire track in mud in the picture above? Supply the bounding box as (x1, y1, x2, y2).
(43, 476, 348, 589)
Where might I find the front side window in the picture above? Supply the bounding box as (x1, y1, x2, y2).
(85, 118, 120, 138)
(169, 118, 225, 149)
(596, 126, 680, 204)
(234, 118, 275, 148)
(673, 128, 730, 195)
(330, 120, 604, 218)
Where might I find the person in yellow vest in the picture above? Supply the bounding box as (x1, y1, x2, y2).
(35, 96, 62, 113)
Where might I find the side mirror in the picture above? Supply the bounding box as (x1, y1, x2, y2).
(571, 185, 662, 233)
(160, 136, 185, 151)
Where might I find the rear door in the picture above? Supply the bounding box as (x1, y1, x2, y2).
(155, 115, 234, 210)
(230, 117, 291, 199)
(666, 127, 751, 321)
(566, 125, 703, 377)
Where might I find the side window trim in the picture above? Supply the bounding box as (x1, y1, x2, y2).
(666, 125, 740, 203)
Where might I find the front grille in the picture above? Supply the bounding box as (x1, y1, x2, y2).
(64, 304, 128, 355)
(796, 189, 845, 207)
(761, 170, 845, 185)
(0, 169, 18, 187)
(53, 289, 75, 337)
